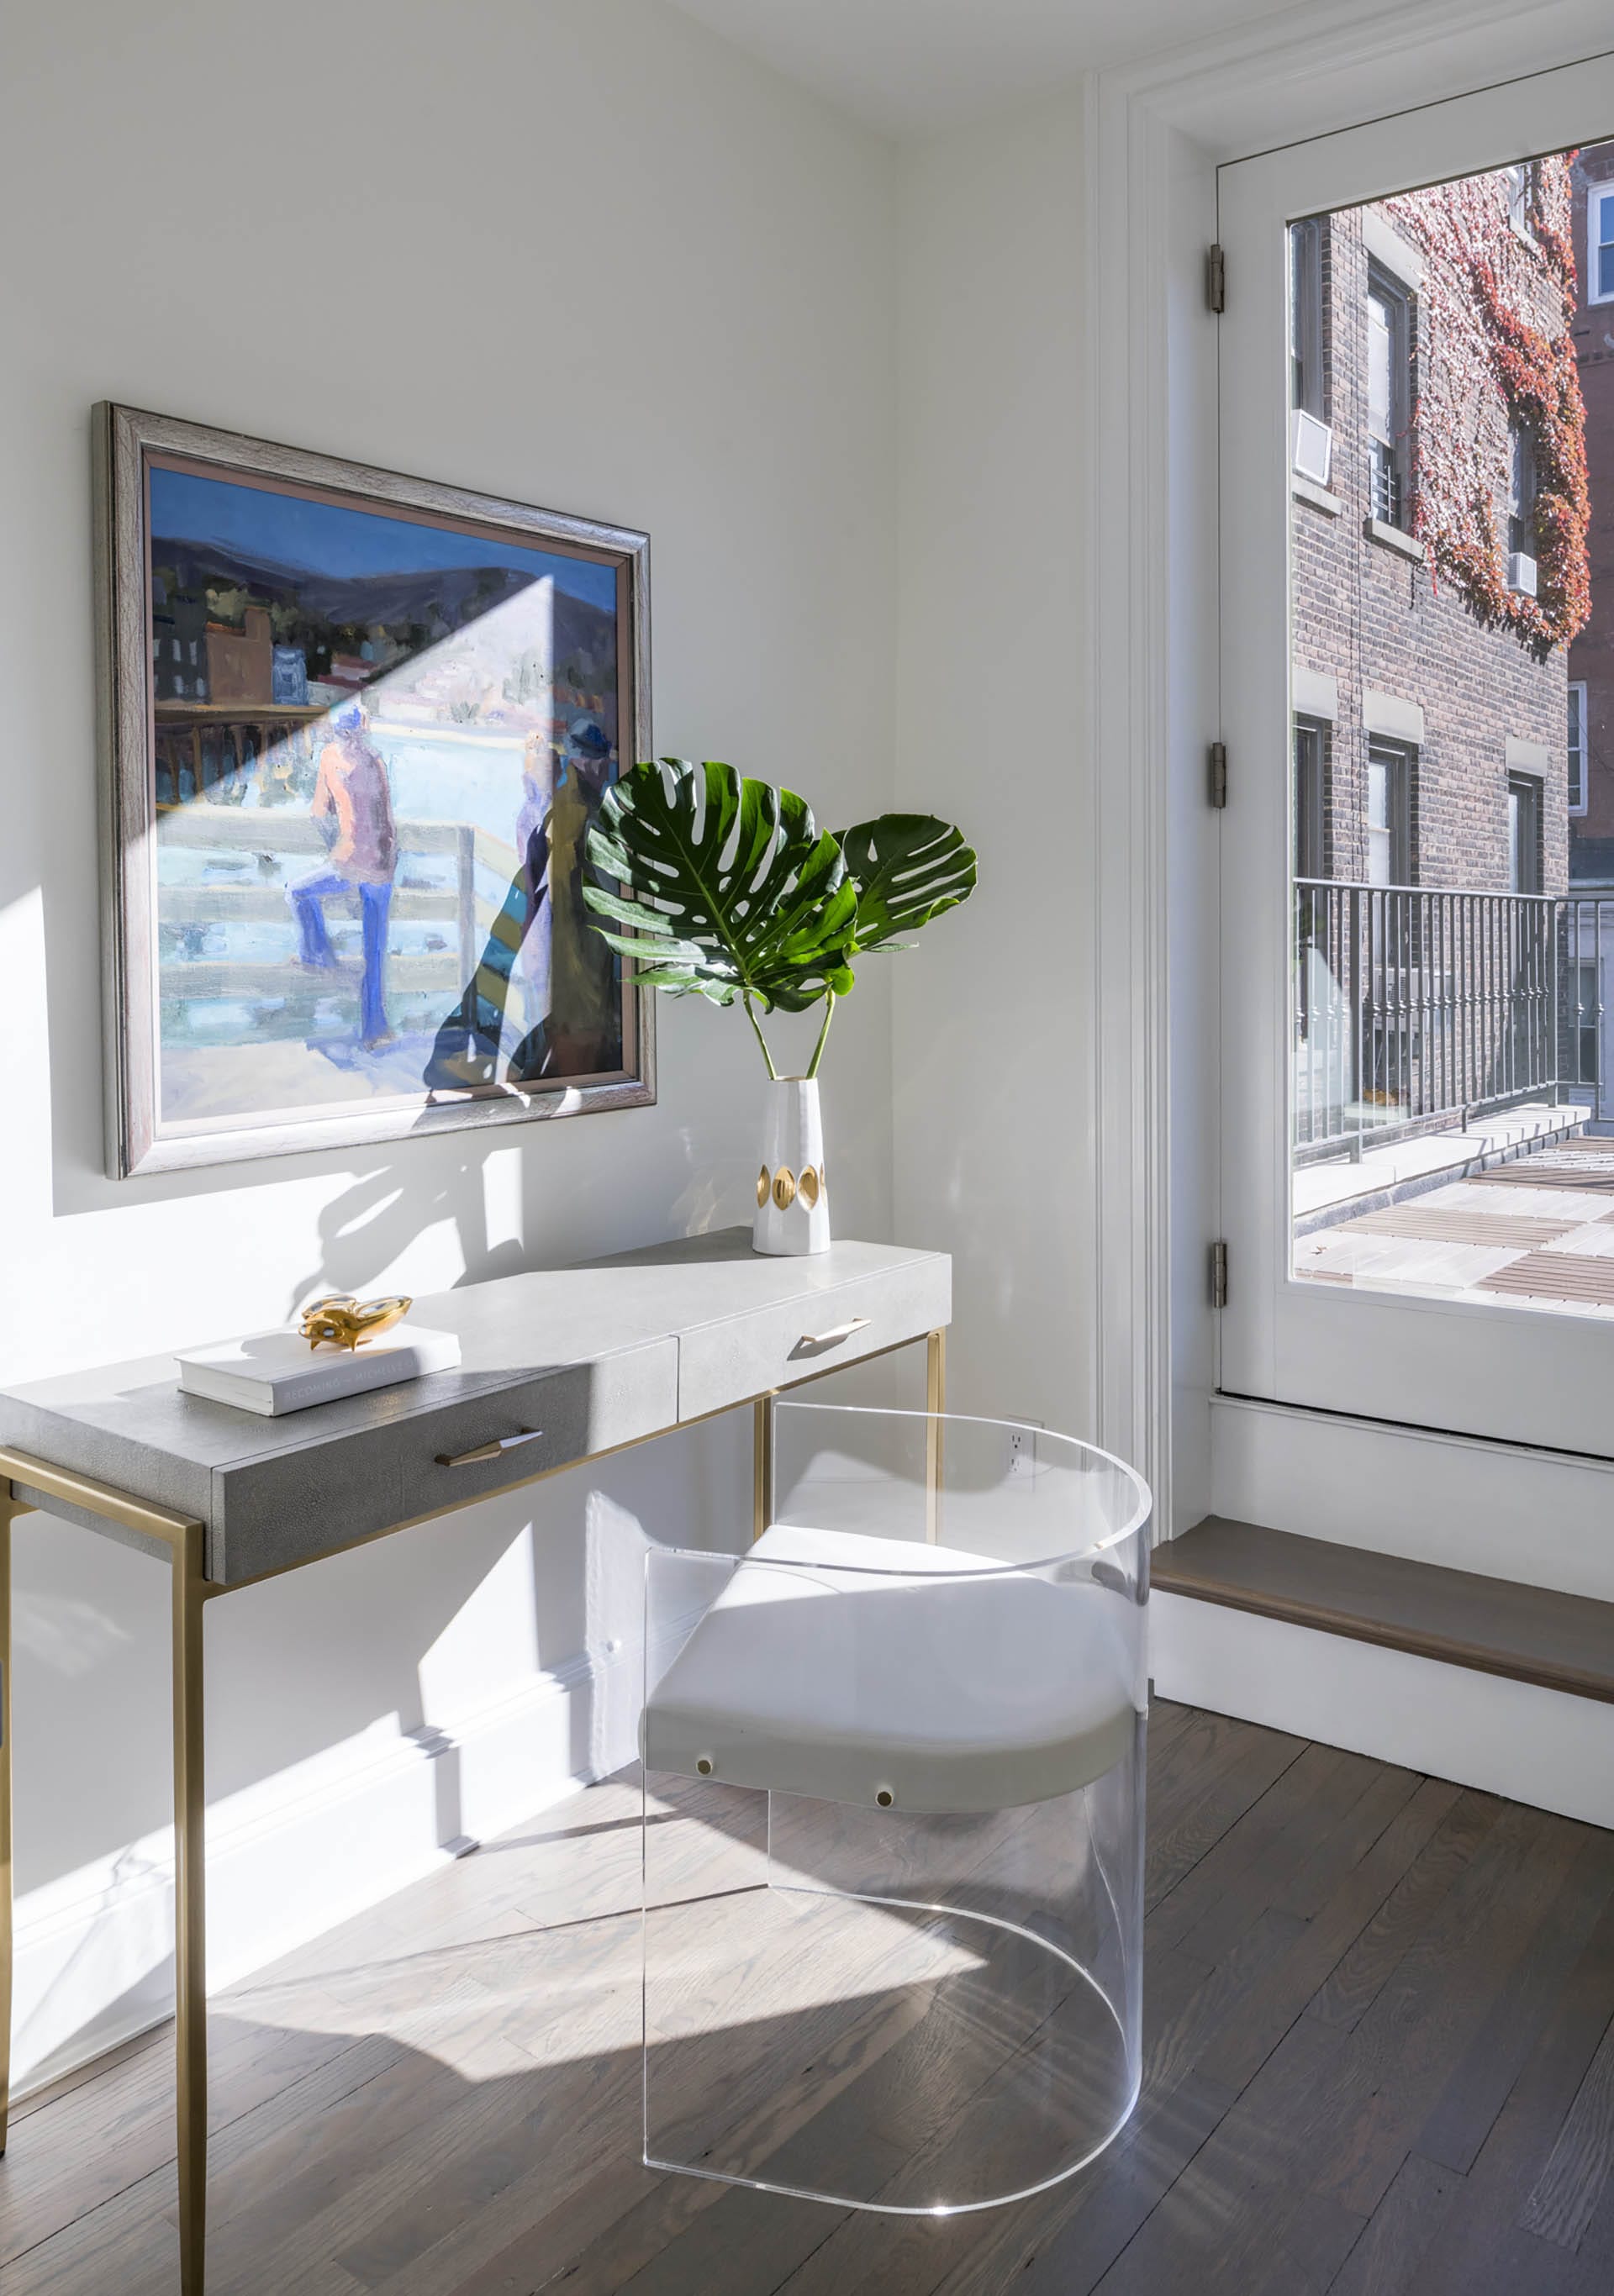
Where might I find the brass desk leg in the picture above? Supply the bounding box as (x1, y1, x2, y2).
(172, 1523, 208, 2296)
(926, 1329, 947, 1542)
(752, 1395, 776, 1543)
(0, 1491, 13, 2158)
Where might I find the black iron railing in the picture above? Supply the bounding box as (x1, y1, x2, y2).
(1294, 880, 1606, 1161)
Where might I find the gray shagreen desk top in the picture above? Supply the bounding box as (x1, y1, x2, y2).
(0, 1230, 951, 1583)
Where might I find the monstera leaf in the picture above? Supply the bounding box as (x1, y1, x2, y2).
(584, 760, 858, 1015)
(838, 814, 978, 953)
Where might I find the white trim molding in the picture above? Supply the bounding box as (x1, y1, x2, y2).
(1084, 73, 1179, 1532)
(1590, 179, 1614, 305)
(1152, 1593, 1614, 1830)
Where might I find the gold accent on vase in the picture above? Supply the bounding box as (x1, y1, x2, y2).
(298, 1294, 412, 1352)
(757, 1166, 771, 1207)
(799, 1165, 821, 1208)
(772, 1167, 798, 1209)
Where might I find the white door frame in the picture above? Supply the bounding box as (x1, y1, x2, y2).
(1084, 0, 1614, 1532)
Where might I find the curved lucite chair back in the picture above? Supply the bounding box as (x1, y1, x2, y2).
(641, 1403, 1150, 2216)
(776, 1397, 1148, 1571)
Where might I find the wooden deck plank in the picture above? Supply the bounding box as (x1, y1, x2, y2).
(1480, 1248, 1614, 1302)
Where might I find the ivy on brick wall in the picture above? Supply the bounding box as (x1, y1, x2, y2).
(1385, 158, 1590, 658)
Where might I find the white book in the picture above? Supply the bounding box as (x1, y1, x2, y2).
(176, 1324, 462, 1416)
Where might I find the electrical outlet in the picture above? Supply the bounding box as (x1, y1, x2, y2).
(1005, 1422, 1042, 1482)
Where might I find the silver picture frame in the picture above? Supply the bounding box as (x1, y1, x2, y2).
(94, 403, 654, 1177)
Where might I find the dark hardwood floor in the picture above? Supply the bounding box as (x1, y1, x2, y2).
(7, 1702, 1614, 2293)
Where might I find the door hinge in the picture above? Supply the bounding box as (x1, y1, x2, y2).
(1209, 740, 1227, 808)
(1205, 243, 1226, 314)
(1210, 1240, 1229, 1310)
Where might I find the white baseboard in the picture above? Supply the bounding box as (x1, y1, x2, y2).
(1210, 1393, 1614, 1604)
(1152, 1588, 1614, 1830)
(11, 1632, 648, 2099)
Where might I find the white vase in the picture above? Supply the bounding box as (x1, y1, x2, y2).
(753, 1077, 831, 1256)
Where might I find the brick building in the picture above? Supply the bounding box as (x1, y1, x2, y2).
(1291, 166, 1576, 904)
(1569, 140, 1614, 888)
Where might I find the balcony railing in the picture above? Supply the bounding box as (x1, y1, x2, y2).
(1294, 880, 1608, 1161)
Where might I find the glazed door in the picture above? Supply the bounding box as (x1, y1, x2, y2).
(1218, 48, 1614, 1453)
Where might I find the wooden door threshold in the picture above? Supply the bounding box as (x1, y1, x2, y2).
(1152, 1516, 1614, 1705)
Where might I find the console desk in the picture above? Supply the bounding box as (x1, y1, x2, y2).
(0, 1229, 950, 2293)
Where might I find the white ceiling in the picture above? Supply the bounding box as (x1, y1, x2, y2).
(667, 0, 1319, 136)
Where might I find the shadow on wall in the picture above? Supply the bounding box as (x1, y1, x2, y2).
(281, 1132, 735, 1324)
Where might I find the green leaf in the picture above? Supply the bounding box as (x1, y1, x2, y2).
(583, 760, 859, 1011)
(837, 814, 978, 953)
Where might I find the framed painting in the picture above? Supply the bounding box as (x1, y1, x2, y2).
(94, 403, 653, 1177)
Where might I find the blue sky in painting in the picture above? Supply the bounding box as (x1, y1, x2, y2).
(149, 465, 619, 613)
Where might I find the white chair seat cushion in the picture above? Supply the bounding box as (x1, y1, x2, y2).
(642, 1524, 1141, 1813)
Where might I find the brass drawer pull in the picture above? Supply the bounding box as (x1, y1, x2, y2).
(435, 1428, 546, 1468)
(797, 1317, 872, 1349)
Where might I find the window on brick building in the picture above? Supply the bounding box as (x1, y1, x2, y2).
(1590, 180, 1614, 303)
(1366, 266, 1411, 527)
(1290, 219, 1325, 417)
(1290, 219, 1332, 487)
(1508, 421, 1538, 581)
(1506, 160, 1538, 240)
(1507, 771, 1543, 893)
(1569, 682, 1589, 815)
(1294, 719, 1328, 877)
(1366, 741, 1412, 885)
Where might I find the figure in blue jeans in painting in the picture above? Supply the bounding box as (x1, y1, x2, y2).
(289, 702, 398, 1047)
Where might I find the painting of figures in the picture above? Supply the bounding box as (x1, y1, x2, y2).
(97, 406, 651, 1175)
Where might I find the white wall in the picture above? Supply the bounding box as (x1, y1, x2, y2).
(1, 0, 899, 2089)
(889, 80, 1221, 1530)
(891, 91, 1098, 1437)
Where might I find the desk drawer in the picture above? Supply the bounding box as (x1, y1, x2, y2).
(678, 1259, 951, 1422)
(212, 1339, 678, 1582)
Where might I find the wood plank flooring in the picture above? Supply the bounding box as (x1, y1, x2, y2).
(1152, 1518, 1614, 1704)
(7, 1704, 1614, 2293)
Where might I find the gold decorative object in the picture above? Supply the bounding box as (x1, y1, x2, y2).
(757, 1165, 771, 1207)
(298, 1294, 412, 1352)
(799, 1165, 821, 1208)
(772, 1167, 798, 1210)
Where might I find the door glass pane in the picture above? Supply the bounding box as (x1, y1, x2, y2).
(1291, 140, 1614, 1309)
(1366, 758, 1391, 885)
(1366, 292, 1393, 438)
(1597, 187, 1614, 300)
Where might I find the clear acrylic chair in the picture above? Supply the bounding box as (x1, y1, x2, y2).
(640, 1401, 1150, 2215)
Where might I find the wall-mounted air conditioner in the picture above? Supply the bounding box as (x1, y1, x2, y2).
(1507, 551, 1538, 597)
(1290, 409, 1333, 488)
